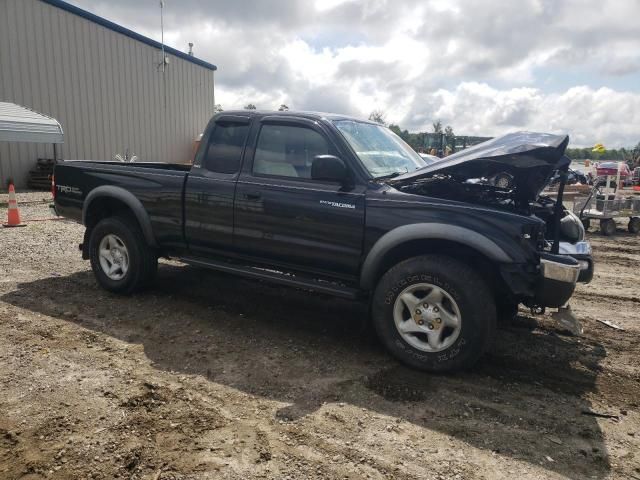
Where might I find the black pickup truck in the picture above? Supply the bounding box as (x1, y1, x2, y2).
(53, 111, 593, 372)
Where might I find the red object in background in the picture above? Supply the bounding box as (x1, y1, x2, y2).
(596, 162, 631, 178)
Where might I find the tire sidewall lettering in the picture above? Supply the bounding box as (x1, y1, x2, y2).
(383, 272, 469, 364)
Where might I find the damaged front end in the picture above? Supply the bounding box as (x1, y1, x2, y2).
(389, 131, 593, 333)
(389, 131, 571, 217)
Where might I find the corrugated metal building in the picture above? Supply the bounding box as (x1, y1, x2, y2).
(0, 0, 217, 188)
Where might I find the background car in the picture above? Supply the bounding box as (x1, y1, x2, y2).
(596, 161, 631, 179)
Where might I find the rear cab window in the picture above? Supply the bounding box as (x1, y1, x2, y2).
(203, 122, 249, 174)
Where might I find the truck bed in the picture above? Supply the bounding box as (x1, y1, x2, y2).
(61, 160, 192, 172)
(54, 160, 190, 247)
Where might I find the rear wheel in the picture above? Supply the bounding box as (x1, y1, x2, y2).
(628, 217, 640, 234)
(89, 215, 157, 294)
(600, 218, 616, 236)
(371, 255, 496, 372)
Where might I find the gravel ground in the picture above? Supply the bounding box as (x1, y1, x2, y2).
(1, 191, 640, 480)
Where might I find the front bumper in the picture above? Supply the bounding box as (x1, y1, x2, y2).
(500, 240, 592, 308)
(558, 241, 594, 283)
(535, 252, 581, 308)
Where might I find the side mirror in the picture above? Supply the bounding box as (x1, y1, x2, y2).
(311, 155, 348, 183)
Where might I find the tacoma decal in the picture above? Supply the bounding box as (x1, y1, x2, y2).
(319, 200, 356, 209)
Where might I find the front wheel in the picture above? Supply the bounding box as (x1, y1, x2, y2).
(371, 255, 496, 372)
(89, 215, 158, 294)
(629, 217, 640, 234)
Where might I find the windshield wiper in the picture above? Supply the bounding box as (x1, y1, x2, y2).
(375, 166, 411, 180)
(375, 171, 404, 180)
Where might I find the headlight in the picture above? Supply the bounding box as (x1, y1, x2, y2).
(559, 211, 585, 242)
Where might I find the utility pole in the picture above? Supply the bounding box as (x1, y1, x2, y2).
(160, 1, 166, 73)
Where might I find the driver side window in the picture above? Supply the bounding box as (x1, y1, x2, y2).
(253, 124, 329, 179)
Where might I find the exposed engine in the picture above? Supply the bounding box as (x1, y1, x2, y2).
(387, 131, 582, 251)
(398, 174, 526, 213)
(398, 175, 584, 246)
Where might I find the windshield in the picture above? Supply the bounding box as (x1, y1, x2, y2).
(333, 120, 426, 178)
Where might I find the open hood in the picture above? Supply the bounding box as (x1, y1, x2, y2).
(390, 131, 570, 202)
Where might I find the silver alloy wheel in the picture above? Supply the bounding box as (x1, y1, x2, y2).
(393, 283, 462, 353)
(98, 234, 129, 281)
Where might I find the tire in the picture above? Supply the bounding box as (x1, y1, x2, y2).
(600, 218, 616, 236)
(629, 217, 640, 234)
(581, 218, 591, 231)
(371, 255, 496, 372)
(89, 215, 158, 294)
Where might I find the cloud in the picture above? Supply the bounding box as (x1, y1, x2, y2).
(402, 83, 640, 147)
(67, 0, 640, 147)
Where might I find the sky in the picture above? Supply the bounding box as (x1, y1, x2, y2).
(68, 0, 640, 148)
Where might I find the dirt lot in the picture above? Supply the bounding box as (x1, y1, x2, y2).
(1, 192, 640, 480)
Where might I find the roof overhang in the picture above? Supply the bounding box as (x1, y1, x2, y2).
(0, 102, 64, 144)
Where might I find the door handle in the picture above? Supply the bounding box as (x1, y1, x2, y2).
(244, 192, 261, 201)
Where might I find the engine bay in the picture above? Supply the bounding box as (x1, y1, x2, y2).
(398, 174, 523, 212)
(397, 174, 584, 246)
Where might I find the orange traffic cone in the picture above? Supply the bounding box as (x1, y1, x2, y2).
(3, 183, 26, 227)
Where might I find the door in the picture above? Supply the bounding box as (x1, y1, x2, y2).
(234, 119, 365, 277)
(184, 116, 250, 256)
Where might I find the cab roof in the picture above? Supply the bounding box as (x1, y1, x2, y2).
(217, 110, 378, 124)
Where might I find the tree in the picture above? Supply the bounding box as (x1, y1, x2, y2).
(388, 124, 402, 136)
(627, 141, 640, 167)
(278, 104, 289, 111)
(432, 120, 443, 134)
(389, 124, 411, 143)
(368, 110, 387, 125)
(213, 104, 223, 113)
(444, 125, 454, 137)
(244, 104, 257, 110)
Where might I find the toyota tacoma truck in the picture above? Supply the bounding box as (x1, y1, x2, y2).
(53, 111, 593, 372)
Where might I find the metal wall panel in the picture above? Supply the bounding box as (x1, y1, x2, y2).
(0, 0, 216, 188)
